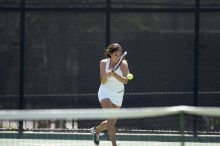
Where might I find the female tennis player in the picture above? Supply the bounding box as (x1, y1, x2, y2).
(91, 43, 129, 146)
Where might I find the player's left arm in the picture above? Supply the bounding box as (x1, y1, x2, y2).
(111, 60, 129, 84)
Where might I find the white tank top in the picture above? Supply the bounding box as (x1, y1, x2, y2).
(100, 58, 124, 93)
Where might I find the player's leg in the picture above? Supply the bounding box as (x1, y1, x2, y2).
(95, 99, 119, 133)
(95, 98, 113, 133)
(91, 98, 112, 145)
(106, 103, 119, 146)
(96, 120, 107, 133)
(107, 118, 117, 146)
(98, 98, 119, 146)
(91, 98, 119, 146)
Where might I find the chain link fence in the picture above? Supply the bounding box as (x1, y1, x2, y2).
(0, 0, 220, 133)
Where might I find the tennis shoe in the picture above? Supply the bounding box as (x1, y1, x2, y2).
(91, 127, 100, 145)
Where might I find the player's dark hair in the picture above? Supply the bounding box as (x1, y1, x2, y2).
(104, 43, 123, 58)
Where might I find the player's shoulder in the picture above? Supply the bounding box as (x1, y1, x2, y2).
(122, 59, 128, 65)
(100, 58, 109, 63)
(100, 58, 109, 65)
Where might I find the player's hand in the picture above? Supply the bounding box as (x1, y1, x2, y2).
(106, 70, 114, 77)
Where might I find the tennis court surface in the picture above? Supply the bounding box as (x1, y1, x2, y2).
(1, 132, 220, 146)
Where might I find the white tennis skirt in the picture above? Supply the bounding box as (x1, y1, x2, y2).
(98, 86, 124, 107)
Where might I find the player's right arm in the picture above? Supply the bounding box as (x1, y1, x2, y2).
(100, 60, 108, 84)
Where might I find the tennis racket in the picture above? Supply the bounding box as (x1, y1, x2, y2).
(112, 51, 127, 71)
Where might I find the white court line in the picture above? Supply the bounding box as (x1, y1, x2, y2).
(19, 142, 91, 146)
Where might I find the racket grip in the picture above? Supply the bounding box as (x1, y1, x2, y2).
(107, 69, 113, 73)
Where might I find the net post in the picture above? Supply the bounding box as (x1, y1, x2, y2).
(179, 112, 185, 146)
(18, 0, 26, 137)
(193, 0, 200, 136)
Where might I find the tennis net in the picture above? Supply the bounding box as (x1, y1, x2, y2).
(0, 106, 220, 146)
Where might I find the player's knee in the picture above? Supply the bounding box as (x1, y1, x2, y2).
(107, 120, 115, 128)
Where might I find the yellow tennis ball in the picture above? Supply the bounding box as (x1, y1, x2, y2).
(127, 73, 133, 80)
